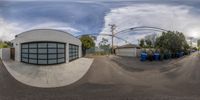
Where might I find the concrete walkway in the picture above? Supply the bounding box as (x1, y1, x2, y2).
(3, 58, 93, 88)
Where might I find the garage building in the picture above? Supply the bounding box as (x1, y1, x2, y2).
(115, 44, 140, 57)
(11, 29, 81, 65)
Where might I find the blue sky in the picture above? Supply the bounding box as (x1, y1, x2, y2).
(1, 0, 200, 45)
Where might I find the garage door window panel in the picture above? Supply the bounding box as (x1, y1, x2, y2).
(21, 42, 66, 65)
(69, 44, 79, 61)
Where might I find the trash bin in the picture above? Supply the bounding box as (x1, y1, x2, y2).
(176, 52, 181, 58)
(171, 53, 176, 58)
(180, 52, 184, 57)
(153, 53, 160, 61)
(140, 53, 147, 61)
(164, 53, 170, 59)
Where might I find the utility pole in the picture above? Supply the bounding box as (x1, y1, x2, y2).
(109, 24, 116, 54)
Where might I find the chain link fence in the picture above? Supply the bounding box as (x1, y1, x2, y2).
(85, 47, 111, 56)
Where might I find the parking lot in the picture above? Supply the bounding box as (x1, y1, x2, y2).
(0, 52, 200, 100)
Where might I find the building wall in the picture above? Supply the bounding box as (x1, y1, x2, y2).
(115, 48, 137, 57)
(11, 29, 81, 62)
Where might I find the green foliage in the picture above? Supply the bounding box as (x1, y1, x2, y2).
(198, 39, 200, 47)
(155, 31, 189, 53)
(145, 39, 152, 48)
(80, 35, 95, 49)
(98, 38, 110, 51)
(193, 47, 198, 51)
(139, 39, 145, 48)
(139, 39, 153, 48)
(0, 41, 11, 48)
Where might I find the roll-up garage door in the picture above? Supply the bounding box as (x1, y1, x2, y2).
(69, 44, 79, 61)
(21, 42, 66, 65)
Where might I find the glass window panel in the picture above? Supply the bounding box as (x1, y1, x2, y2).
(22, 49, 28, 53)
(38, 54, 47, 59)
(58, 58, 65, 63)
(38, 49, 47, 53)
(29, 54, 37, 59)
(38, 43, 47, 48)
(48, 54, 57, 59)
(58, 49, 64, 53)
(29, 59, 37, 64)
(21, 42, 66, 64)
(48, 49, 57, 53)
(38, 60, 47, 64)
(22, 58, 28, 62)
(29, 43, 37, 48)
(69, 44, 79, 61)
(29, 49, 37, 53)
(58, 54, 64, 58)
(48, 43, 57, 48)
(58, 44, 64, 48)
(22, 54, 28, 58)
(48, 59, 57, 64)
(22, 44, 28, 48)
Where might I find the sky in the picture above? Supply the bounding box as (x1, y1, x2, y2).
(0, 0, 200, 46)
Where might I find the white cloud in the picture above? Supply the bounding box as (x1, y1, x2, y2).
(28, 22, 80, 34)
(0, 18, 24, 41)
(99, 4, 200, 46)
(0, 17, 80, 41)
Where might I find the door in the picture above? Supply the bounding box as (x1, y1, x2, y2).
(21, 42, 66, 65)
(10, 48, 15, 60)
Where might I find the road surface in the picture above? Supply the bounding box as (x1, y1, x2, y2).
(0, 52, 200, 100)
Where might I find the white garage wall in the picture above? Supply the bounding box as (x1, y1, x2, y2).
(116, 48, 137, 57)
(11, 29, 82, 62)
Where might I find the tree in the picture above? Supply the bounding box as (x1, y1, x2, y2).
(145, 39, 152, 48)
(0, 41, 11, 48)
(198, 39, 200, 50)
(144, 34, 157, 47)
(155, 31, 189, 53)
(139, 39, 145, 48)
(80, 35, 95, 56)
(198, 39, 200, 47)
(99, 38, 110, 52)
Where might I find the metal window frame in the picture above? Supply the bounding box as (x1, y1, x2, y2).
(69, 43, 79, 62)
(21, 41, 66, 65)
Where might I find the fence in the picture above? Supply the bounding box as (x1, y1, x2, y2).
(136, 49, 142, 57)
(85, 47, 111, 56)
(0, 48, 11, 61)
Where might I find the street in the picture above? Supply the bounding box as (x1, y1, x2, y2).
(0, 53, 200, 100)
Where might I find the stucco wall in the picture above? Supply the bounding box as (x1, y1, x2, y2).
(115, 48, 137, 57)
(11, 29, 82, 62)
(0, 48, 10, 61)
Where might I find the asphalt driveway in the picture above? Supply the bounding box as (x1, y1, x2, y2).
(0, 53, 200, 100)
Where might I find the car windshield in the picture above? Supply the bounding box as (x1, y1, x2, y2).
(0, 0, 200, 100)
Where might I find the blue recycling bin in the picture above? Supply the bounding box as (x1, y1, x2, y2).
(180, 52, 184, 57)
(140, 53, 147, 61)
(176, 52, 179, 58)
(153, 53, 160, 61)
(176, 52, 181, 58)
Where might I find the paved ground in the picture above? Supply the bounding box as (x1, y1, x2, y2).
(0, 53, 200, 100)
(3, 58, 93, 88)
